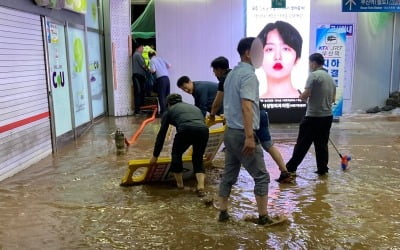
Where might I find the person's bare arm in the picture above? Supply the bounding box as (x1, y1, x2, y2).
(299, 88, 311, 101)
(149, 61, 156, 73)
(241, 99, 255, 156)
(210, 91, 224, 120)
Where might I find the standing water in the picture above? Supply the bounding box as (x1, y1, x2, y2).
(0, 113, 399, 249)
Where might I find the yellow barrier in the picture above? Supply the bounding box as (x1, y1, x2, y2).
(120, 117, 225, 186)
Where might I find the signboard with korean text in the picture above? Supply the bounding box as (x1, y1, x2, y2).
(342, 0, 400, 12)
(316, 27, 347, 117)
(320, 24, 355, 103)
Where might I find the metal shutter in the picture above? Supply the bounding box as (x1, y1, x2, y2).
(0, 6, 51, 181)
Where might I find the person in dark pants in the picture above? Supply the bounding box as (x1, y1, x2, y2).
(149, 94, 209, 196)
(209, 56, 231, 121)
(149, 51, 171, 115)
(286, 53, 336, 176)
(176, 76, 222, 117)
(132, 43, 147, 114)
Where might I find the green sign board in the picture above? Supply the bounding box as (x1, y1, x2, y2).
(272, 0, 286, 8)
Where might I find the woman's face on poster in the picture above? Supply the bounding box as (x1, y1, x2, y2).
(262, 28, 298, 80)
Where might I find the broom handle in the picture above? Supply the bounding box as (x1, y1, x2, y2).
(328, 137, 343, 158)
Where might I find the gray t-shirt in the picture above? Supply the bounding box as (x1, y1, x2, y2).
(305, 68, 336, 117)
(132, 51, 146, 76)
(223, 62, 260, 130)
(153, 102, 207, 157)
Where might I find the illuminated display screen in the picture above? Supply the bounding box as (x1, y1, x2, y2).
(246, 0, 310, 122)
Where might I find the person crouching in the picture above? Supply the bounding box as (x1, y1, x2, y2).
(149, 94, 209, 197)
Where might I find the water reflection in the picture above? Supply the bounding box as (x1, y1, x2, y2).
(0, 115, 399, 249)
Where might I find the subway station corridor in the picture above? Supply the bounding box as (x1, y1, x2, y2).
(0, 111, 399, 249)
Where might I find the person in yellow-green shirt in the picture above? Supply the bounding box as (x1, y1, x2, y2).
(142, 45, 156, 96)
(142, 45, 155, 67)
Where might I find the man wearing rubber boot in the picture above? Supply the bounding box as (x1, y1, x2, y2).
(149, 94, 209, 197)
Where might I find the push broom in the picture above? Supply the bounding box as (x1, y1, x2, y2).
(328, 138, 351, 170)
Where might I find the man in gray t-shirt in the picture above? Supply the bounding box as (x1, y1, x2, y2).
(217, 37, 277, 226)
(286, 53, 336, 176)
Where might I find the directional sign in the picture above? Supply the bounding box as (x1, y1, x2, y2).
(342, 0, 400, 12)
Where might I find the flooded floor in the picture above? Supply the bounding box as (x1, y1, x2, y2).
(0, 112, 399, 249)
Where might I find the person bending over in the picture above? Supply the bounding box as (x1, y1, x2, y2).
(177, 76, 222, 117)
(150, 94, 209, 197)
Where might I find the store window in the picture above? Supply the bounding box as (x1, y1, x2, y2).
(67, 25, 91, 126)
(46, 20, 73, 136)
(87, 31, 105, 117)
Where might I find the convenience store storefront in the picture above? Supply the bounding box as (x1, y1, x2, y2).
(0, 0, 106, 181)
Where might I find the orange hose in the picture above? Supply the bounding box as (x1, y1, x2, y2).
(125, 105, 158, 146)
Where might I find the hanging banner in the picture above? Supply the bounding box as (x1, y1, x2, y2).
(316, 27, 347, 117)
(320, 24, 355, 103)
(342, 0, 400, 12)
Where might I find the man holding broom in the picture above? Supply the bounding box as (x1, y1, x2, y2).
(286, 53, 336, 176)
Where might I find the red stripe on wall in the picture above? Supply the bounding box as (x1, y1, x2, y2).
(0, 112, 49, 133)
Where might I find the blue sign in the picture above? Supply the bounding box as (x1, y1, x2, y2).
(342, 0, 400, 12)
(316, 27, 347, 117)
(330, 24, 353, 36)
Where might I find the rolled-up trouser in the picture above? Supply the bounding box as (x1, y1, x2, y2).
(219, 127, 270, 197)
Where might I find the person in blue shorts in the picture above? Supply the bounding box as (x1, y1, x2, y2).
(256, 109, 292, 183)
